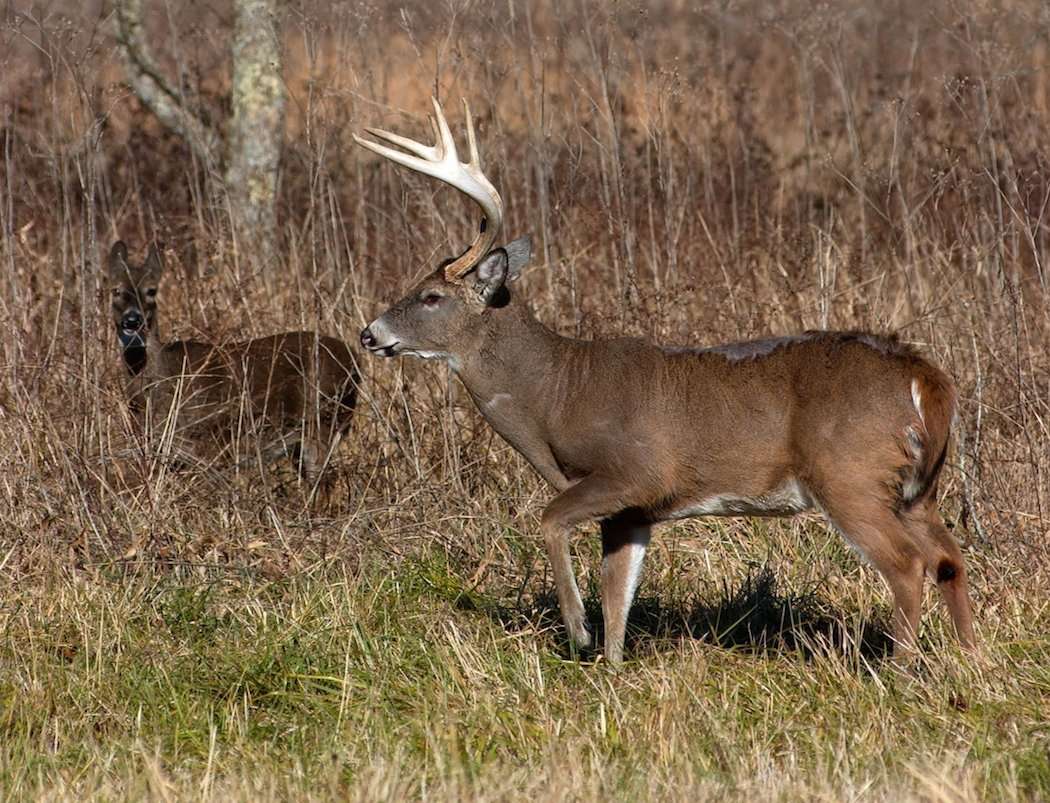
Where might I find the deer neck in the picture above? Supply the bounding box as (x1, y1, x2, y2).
(121, 342, 148, 376)
(453, 297, 568, 412)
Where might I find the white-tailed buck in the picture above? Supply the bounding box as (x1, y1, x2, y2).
(107, 241, 359, 492)
(355, 99, 976, 664)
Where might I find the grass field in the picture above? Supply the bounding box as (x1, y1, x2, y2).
(1, 1, 1049, 799)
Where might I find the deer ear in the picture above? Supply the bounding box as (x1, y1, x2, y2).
(503, 235, 533, 281)
(108, 241, 130, 281)
(143, 243, 165, 282)
(473, 248, 509, 305)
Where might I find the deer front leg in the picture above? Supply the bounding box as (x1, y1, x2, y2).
(539, 519, 590, 652)
(539, 474, 639, 656)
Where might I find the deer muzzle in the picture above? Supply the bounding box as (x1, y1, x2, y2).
(360, 322, 400, 358)
(118, 310, 147, 349)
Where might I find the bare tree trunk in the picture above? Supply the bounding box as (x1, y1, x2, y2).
(227, 0, 285, 267)
(115, 0, 285, 267)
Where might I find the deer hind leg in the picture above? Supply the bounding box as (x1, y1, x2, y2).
(539, 474, 645, 656)
(600, 515, 652, 665)
(818, 490, 927, 656)
(294, 429, 344, 508)
(294, 434, 321, 486)
(902, 503, 977, 651)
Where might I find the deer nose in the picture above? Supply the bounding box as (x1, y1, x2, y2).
(122, 311, 144, 331)
(360, 327, 377, 349)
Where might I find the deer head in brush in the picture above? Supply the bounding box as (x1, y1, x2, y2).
(109, 241, 163, 364)
(355, 99, 976, 666)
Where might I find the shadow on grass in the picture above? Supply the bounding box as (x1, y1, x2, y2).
(462, 568, 893, 664)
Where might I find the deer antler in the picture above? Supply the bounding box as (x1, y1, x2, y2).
(353, 97, 503, 282)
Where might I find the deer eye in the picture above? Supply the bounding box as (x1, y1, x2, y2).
(421, 293, 442, 307)
(144, 288, 157, 297)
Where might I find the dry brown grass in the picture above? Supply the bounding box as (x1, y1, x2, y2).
(1, 1, 1048, 800)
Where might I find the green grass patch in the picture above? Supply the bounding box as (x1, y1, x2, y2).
(0, 555, 1047, 800)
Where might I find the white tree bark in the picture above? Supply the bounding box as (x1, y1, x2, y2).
(226, 0, 285, 265)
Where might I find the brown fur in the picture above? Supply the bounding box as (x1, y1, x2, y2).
(108, 242, 359, 492)
(361, 240, 976, 664)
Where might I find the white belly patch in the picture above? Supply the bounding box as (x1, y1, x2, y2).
(669, 478, 814, 520)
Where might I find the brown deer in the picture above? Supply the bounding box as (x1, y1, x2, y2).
(355, 99, 976, 664)
(107, 241, 359, 494)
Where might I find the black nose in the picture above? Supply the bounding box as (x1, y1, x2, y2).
(360, 327, 376, 349)
(122, 312, 144, 330)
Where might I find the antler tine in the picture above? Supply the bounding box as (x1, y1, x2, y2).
(360, 126, 439, 161)
(351, 132, 433, 176)
(430, 96, 458, 163)
(428, 115, 441, 155)
(463, 98, 481, 168)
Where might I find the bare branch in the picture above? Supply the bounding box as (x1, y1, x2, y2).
(114, 0, 220, 165)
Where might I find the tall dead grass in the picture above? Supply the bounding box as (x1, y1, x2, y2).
(0, 1, 1048, 799)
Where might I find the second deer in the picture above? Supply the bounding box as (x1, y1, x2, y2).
(107, 241, 359, 495)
